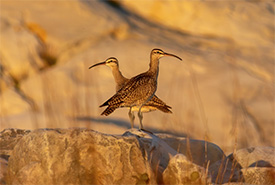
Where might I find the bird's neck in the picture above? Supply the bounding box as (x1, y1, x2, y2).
(111, 66, 128, 90)
(148, 57, 159, 79)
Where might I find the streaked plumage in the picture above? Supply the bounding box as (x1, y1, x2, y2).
(89, 57, 172, 116)
(91, 49, 182, 129)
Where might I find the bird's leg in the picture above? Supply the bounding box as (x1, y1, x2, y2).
(138, 106, 144, 130)
(128, 107, 135, 129)
(138, 95, 154, 130)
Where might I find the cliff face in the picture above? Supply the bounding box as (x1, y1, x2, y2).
(0, 1, 274, 154)
(117, 1, 274, 48)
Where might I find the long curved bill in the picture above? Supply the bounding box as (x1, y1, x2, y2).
(164, 52, 182, 61)
(88, 61, 106, 69)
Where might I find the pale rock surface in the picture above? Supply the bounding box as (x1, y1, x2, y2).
(1, 128, 275, 184)
(0, 128, 30, 157)
(116, 1, 274, 48)
(0, 89, 31, 116)
(241, 167, 275, 185)
(210, 147, 275, 184)
(157, 133, 225, 167)
(234, 146, 275, 168)
(3, 128, 227, 184)
(0, 157, 8, 184)
(234, 146, 275, 184)
(163, 154, 211, 184)
(7, 128, 156, 185)
(0, 22, 42, 81)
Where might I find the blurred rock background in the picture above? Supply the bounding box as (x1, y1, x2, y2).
(0, 0, 274, 154)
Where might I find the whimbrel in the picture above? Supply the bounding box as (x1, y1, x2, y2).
(96, 49, 182, 129)
(89, 57, 172, 128)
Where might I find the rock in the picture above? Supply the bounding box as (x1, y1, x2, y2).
(162, 154, 211, 184)
(6, 128, 156, 184)
(222, 183, 250, 185)
(124, 130, 224, 183)
(0, 128, 30, 158)
(0, 0, 126, 77)
(157, 133, 225, 167)
(210, 146, 275, 184)
(3, 128, 275, 184)
(0, 89, 33, 117)
(6, 128, 221, 184)
(0, 23, 42, 81)
(0, 0, 128, 118)
(116, 1, 274, 48)
(234, 146, 275, 168)
(0, 157, 8, 184)
(209, 153, 243, 184)
(241, 167, 275, 185)
(233, 146, 275, 185)
(123, 130, 178, 183)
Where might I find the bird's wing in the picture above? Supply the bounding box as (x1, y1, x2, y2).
(100, 73, 156, 107)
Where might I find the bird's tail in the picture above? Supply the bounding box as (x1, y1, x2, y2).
(101, 105, 119, 116)
(146, 95, 172, 113)
(99, 99, 110, 107)
(154, 105, 172, 113)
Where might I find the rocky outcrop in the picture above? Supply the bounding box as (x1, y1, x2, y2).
(1, 128, 274, 184)
(6, 128, 221, 184)
(6, 129, 156, 184)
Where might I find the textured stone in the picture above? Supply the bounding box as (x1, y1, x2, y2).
(162, 154, 211, 184)
(234, 146, 275, 168)
(209, 153, 243, 184)
(157, 133, 225, 167)
(2, 128, 275, 184)
(0, 157, 8, 184)
(124, 130, 180, 183)
(210, 147, 275, 184)
(241, 167, 275, 185)
(6, 128, 156, 185)
(0, 128, 30, 158)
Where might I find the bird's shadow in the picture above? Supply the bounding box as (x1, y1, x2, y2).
(76, 116, 130, 128)
(75, 116, 187, 137)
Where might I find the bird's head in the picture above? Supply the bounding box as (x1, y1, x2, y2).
(151, 48, 182, 61)
(89, 57, 119, 69)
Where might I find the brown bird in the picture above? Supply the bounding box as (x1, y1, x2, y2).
(89, 57, 172, 128)
(93, 49, 182, 129)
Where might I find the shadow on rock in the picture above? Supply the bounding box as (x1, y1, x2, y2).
(75, 116, 188, 137)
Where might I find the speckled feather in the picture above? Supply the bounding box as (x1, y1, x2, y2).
(100, 72, 157, 115)
(96, 49, 182, 117)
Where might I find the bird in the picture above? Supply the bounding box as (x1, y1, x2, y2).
(89, 57, 172, 128)
(94, 48, 182, 129)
